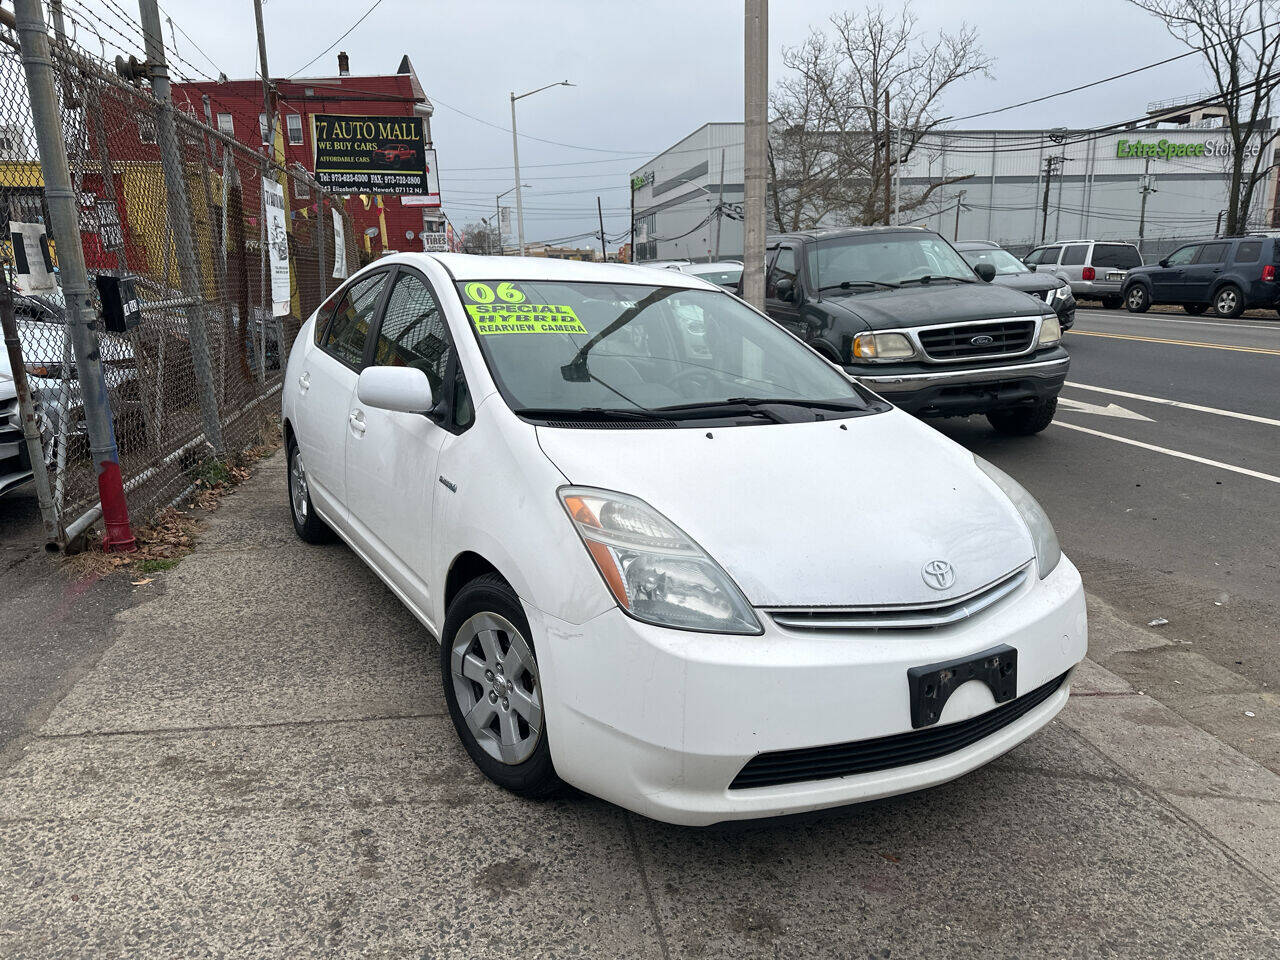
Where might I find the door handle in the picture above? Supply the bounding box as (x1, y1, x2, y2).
(297, 371, 310, 393)
(348, 410, 366, 435)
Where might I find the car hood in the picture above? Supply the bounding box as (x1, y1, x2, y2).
(990, 273, 1059, 295)
(535, 410, 1034, 607)
(820, 281, 1049, 331)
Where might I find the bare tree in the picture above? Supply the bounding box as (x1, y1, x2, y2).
(461, 220, 500, 256)
(769, 3, 991, 229)
(1129, 0, 1280, 234)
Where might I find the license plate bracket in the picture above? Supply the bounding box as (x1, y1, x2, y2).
(907, 644, 1018, 729)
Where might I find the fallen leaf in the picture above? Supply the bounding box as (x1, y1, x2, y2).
(131, 577, 155, 586)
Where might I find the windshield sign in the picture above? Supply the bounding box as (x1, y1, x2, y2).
(807, 233, 976, 291)
(456, 280, 868, 421)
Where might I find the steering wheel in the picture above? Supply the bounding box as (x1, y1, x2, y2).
(670, 368, 719, 398)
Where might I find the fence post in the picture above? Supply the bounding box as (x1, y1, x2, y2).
(13, 0, 136, 551)
(136, 0, 225, 456)
(316, 188, 328, 302)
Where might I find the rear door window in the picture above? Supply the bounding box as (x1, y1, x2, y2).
(1233, 240, 1262, 263)
(1092, 244, 1142, 268)
(323, 271, 388, 368)
(1195, 243, 1229, 264)
(1059, 245, 1087, 266)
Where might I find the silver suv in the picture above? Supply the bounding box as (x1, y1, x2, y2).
(1023, 240, 1143, 308)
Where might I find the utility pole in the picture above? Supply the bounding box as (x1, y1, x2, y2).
(742, 0, 768, 308)
(138, 0, 224, 456)
(253, 0, 275, 155)
(713, 148, 726, 260)
(13, 0, 135, 548)
(954, 190, 966, 240)
(597, 196, 606, 262)
(1039, 156, 1062, 243)
(1137, 157, 1156, 256)
(510, 94, 525, 255)
(1054, 155, 1068, 242)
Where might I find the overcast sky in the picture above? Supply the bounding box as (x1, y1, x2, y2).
(100, 0, 1198, 246)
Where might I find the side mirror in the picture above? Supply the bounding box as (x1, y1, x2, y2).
(973, 262, 997, 282)
(775, 276, 795, 301)
(1158, 258, 1169, 268)
(357, 365, 434, 414)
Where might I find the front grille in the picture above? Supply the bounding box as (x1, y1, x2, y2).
(917, 320, 1035, 360)
(768, 568, 1027, 632)
(1, 397, 22, 444)
(728, 670, 1069, 790)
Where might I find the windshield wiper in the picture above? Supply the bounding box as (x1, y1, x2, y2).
(818, 280, 898, 292)
(513, 406, 671, 423)
(655, 397, 866, 421)
(896, 275, 976, 286)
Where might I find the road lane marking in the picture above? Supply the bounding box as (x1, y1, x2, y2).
(1068, 329, 1280, 355)
(1066, 382, 1280, 429)
(1057, 397, 1154, 421)
(1053, 421, 1280, 485)
(1076, 311, 1280, 332)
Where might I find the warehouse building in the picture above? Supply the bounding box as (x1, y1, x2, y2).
(631, 103, 1278, 262)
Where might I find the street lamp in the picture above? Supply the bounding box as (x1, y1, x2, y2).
(510, 81, 574, 255)
(851, 102, 902, 226)
(496, 184, 531, 256)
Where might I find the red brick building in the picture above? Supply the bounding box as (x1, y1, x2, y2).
(170, 52, 443, 255)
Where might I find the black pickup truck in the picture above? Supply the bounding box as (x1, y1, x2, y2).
(757, 226, 1070, 435)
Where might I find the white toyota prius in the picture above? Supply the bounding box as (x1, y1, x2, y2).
(281, 253, 1087, 826)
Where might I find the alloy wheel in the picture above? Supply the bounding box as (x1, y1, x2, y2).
(1127, 288, 1146, 309)
(1216, 289, 1238, 315)
(450, 611, 543, 765)
(289, 450, 309, 523)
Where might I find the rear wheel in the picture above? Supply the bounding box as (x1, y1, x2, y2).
(1213, 283, 1245, 318)
(1124, 285, 1150, 313)
(1183, 303, 1208, 316)
(287, 435, 334, 544)
(441, 573, 560, 799)
(987, 397, 1057, 436)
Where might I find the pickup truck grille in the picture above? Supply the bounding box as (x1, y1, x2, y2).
(918, 320, 1035, 360)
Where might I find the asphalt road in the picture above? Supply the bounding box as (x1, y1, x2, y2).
(935, 306, 1280, 772)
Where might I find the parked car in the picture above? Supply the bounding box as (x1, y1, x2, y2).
(760, 227, 1068, 435)
(1120, 236, 1280, 318)
(637, 259, 691, 271)
(954, 241, 1075, 330)
(0, 372, 29, 496)
(1023, 240, 1142, 308)
(281, 253, 1087, 826)
(677, 260, 743, 289)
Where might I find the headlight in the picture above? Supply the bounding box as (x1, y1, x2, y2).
(1051, 283, 1071, 304)
(973, 457, 1061, 579)
(1036, 314, 1061, 347)
(560, 487, 762, 634)
(852, 331, 916, 361)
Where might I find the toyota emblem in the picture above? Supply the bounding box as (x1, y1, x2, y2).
(921, 559, 956, 590)
(970, 334, 995, 346)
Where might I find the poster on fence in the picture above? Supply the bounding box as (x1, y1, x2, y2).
(8, 221, 56, 295)
(262, 177, 291, 317)
(332, 208, 348, 280)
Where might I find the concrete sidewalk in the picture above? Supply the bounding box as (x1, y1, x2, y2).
(1, 450, 1277, 959)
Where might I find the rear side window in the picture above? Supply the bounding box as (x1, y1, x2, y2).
(1092, 244, 1142, 268)
(324, 272, 387, 368)
(1196, 243, 1229, 264)
(1059, 245, 1088, 266)
(313, 287, 345, 345)
(1234, 241, 1263, 263)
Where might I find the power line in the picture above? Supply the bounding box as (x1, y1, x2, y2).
(288, 0, 386, 78)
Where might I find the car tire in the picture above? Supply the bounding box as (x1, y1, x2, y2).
(441, 573, 560, 799)
(1183, 303, 1208, 315)
(287, 435, 335, 544)
(1213, 283, 1245, 318)
(1101, 295, 1122, 310)
(1124, 285, 1150, 313)
(987, 397, 1057, 436)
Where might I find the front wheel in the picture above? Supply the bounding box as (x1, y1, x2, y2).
(1124, 285, 1150, 313)
(441, 574, 560, 799)
(1213, 283, 1245, 318)
(987, 397, 1057, 436)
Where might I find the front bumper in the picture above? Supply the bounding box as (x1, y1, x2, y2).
(529, 557, 1087, 826)
(852, 350, 1070, 417)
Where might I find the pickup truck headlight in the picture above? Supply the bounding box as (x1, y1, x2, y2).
(1036, 314, 1061, 347)
(852, 331, 916, 361)
(974, 457, 1062, 579)
(560, 487, 762, 634)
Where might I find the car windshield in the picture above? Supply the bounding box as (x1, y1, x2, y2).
(807, 233, 976, 290)
(688, 267, 742, 286)
(960, 248, 1030, 276)
(455, 279, 867, 418)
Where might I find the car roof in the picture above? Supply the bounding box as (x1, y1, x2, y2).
(417, 253, 714, 289)
(769, 225, 933, 244)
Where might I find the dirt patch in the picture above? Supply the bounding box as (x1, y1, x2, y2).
(477, 857, 538, 899)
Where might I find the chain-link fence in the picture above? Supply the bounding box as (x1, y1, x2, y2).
(1, 17, 359, 545)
